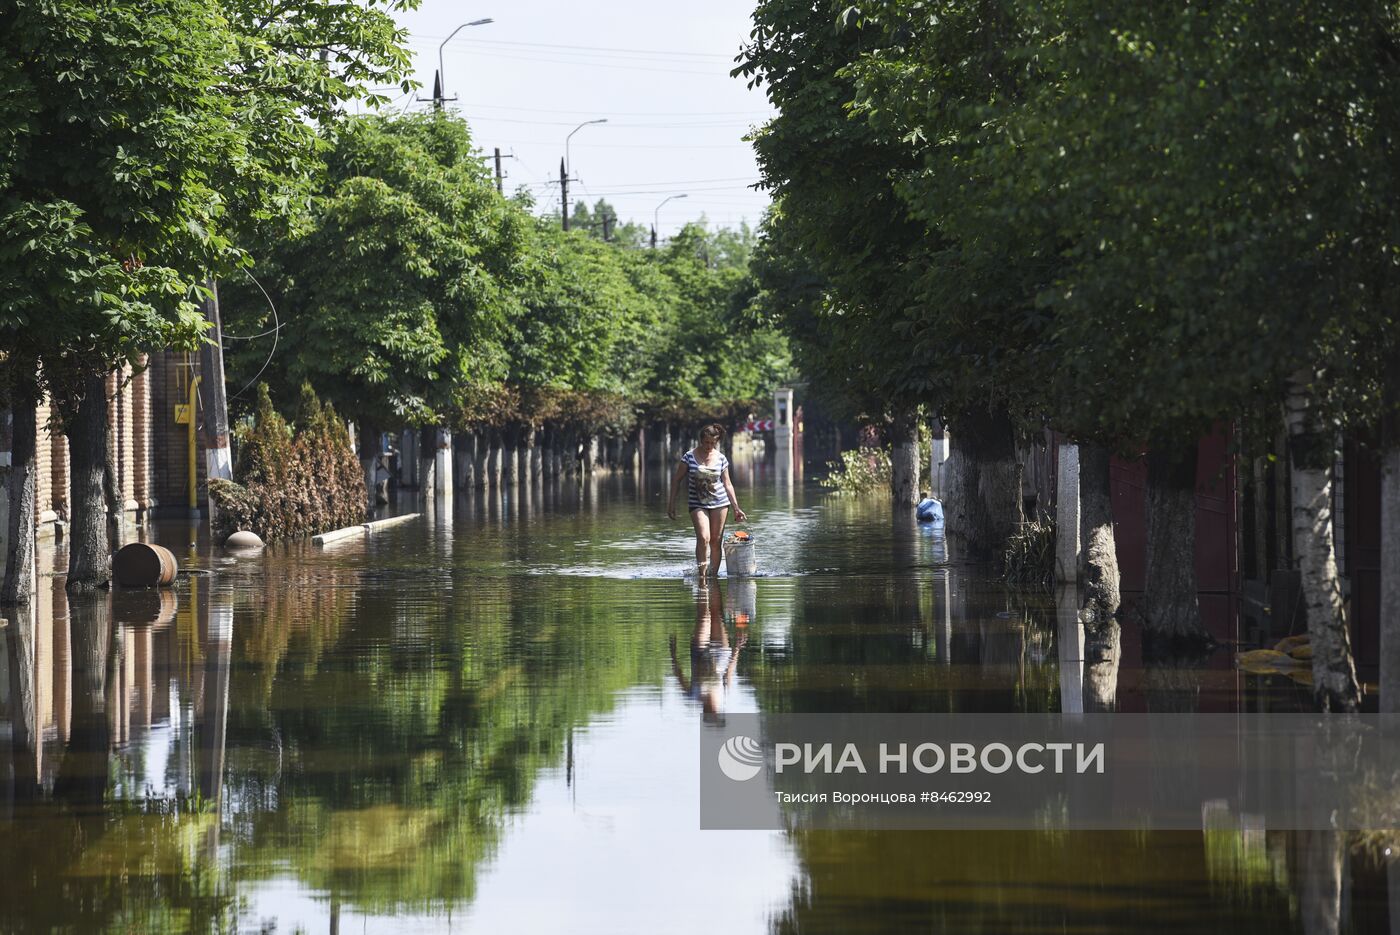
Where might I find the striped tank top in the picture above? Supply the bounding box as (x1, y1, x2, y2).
(684, 449, 730, 510)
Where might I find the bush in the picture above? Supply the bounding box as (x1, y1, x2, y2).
(820, 446, 892, 495)
(1003, 518, 1056, 589)
(210, 383, 366, 542)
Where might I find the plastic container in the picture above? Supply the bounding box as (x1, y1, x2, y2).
(916, 497, 944, 524)
(722, 530, 757, 577)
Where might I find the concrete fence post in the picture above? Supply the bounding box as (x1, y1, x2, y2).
(1055, 442, 1081, 583)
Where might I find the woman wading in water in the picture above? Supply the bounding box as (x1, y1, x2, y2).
(667, 424, 747, 578)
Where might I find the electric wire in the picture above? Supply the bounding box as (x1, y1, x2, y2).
(228, 269, 280, 402)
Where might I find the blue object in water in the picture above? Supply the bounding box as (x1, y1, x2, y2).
(916, 497, 944, 524)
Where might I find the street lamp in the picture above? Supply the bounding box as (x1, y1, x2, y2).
(652, 194, 688, 247)
(566, 118, 607, 177)
(435, 18, 494, 110)
(562, 119, 607, 231)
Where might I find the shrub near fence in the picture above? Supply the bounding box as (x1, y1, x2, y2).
(210, 384, 366, 543)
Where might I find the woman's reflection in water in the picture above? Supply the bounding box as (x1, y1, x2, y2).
(671, 582, 747, 723)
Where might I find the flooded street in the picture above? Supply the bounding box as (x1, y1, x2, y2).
(0, 465, 1389, 933)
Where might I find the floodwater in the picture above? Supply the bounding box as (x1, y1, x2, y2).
(0, 460, 1391, 933)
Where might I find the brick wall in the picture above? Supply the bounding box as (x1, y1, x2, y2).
(108, 366, 138, 515)
(35, 397, 55, 528)
(133, 355, 153, 511)
(1, 354, 209, 531)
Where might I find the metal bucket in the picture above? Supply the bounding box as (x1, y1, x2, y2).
(113, 543, 178, 588)
(722, 534, 757, 577)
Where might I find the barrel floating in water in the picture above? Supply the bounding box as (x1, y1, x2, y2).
(113, 543, 178, 588)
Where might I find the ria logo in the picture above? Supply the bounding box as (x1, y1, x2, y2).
(718, 735, 764, 782)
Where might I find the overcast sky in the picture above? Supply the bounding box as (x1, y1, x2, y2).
(387, 0, 773, 238)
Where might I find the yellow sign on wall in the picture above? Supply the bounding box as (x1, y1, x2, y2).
(174, 403, 191, 424)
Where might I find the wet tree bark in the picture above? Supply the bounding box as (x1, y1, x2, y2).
(2, 376, 37, 605)
(889, 407, 919, 507)
(416, 426, 436, 497)
(1382, 363, 1400, 714)
(473, 430, 489, 488)
(1079, 443, 1121, 622)
(1285, 371, 1360, 711)
(502, 425, 518, 485)
(66, 373, 111, 592)
(486, 431, 503, 487)
(1143, 443, 1210, 652)
(523, 425, 538, 482)
(456, 432, 475, 491)
(944, 407, 1023, 558)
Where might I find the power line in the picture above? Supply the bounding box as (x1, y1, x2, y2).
(581, 185, 761, 196)
(461, 114, 757, 129)
(455, 102, 771, 118)
(413, 35, 731, 60)
(517, 177, 759, 191)
(437, 48, 729, 77)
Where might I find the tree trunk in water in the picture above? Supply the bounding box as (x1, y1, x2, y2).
(358, 421, 379, 508)
(1143, 443, 1209, 651)
(487, 432, 503, 488)
(1079, 443, 1121, 623)
(522, 426, 537, 483)
(1382, 367, 1400, 714)
(2, 378, 38, 605)
(1083, 620, 1121, 713)
(456, 432, 475, 491)
(473, 430, 488, 488)
(1285, 372, 1360, 711)
(67, 373, 111, 592)
(944, 408, 1022, 558)
(501, 427, 518, 485)
(416, 426, 436, 498)
(889, 407, 919, 507)
(4, 605, 39, 800)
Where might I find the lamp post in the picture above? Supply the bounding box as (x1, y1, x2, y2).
(563, 118, 607, 230)
(435, 18, 494, 110)
(652, 194, 688, 248)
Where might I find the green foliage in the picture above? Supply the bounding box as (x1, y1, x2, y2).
(224, 113, 529, 428)
(742, 0, 1400, 453)
(224, 113, 794, 434)
(821, 447, 893, 495)
(0, 0, 416, 417)
(212, 383, 365, 541)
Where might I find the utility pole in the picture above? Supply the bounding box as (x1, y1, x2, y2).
(601, 211, 614, 243)
(432, 71, 444, 111)
(562, 118, 606, 231)
(560, 158, 570, 231)
(494, 147, 504, 195)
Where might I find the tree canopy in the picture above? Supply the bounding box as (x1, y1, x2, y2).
(0, 0, 417, 416)
(224, 112, 794, 433)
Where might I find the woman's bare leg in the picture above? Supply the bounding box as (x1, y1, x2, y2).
(706, 507, 730, 576)
(690, 508, 710, 575)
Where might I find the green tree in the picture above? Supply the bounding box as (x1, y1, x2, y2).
(224, 113, 531, 435)
(737, 0, 1024, 522)
(0, 0, 415, 596)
